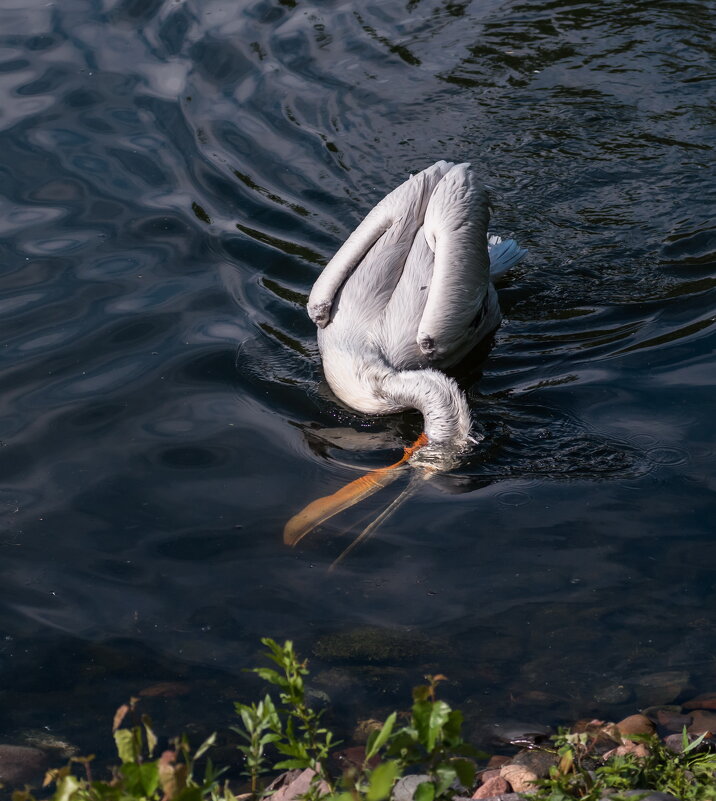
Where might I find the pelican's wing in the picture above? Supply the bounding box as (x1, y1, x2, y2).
(308, 161, 454, 328)
(417, 163, 492, 362)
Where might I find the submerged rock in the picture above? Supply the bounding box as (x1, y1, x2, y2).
(593, 682, 632, 705)
(313, 627, 447, 665)
(632, 670, 691, 706)
(688, 709, 716, 734)
(683, 692, 716, 710)
(0, 744, 48, 787)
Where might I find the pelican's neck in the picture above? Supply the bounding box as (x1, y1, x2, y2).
(381, 368, 472, 447)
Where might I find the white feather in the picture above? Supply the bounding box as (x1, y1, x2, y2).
(313, 161, 526, 452)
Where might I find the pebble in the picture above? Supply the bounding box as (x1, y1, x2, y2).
(615, 713, 655, 737)
(663, 733, 687, 754)
(499, 763, 537, 792)
(472, 775, 511, 798)
(0, 744, 48, 786)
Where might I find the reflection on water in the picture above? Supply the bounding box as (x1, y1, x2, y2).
(0, 0, 715, 755)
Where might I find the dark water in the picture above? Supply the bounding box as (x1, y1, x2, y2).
(1, 0, 715, 758)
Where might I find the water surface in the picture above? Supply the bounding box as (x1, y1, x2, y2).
(1, 0, 715, 755)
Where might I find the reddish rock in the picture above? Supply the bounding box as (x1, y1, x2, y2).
(603, 741, 650, 760)
(479, 769, 503, 784)
(688, 709, 716, 734)
(270, 769, 330, 801)
(616, 714, 655, 737)
(684, 693, 716, 711)
(473, 775, 511, 798)
(0, 745, 48, 786)
(500, 763, 537, 792)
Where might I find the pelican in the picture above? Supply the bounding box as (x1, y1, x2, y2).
(284, 161, 526, 559)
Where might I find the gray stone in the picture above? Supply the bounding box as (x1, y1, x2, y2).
(511, 748, 558, 777)
(392, 774, 431, 801)
(0, 744, 48, 786)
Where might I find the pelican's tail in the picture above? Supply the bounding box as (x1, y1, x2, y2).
(283, 433, 428, 546)
(329, 467, 432, 570)
(487, 234, 527, 280)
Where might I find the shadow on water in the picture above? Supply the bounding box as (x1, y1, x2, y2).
(0, 0, 715, 753)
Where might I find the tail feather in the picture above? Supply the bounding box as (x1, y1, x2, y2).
(487, 234, 527, 279)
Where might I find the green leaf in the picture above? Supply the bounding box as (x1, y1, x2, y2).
(121, 761, 160, 796)
(259, 733, 283, 746)
(442, 710, 463, 743)
(413, 700, 451, 752)
(683, 728, 708, 755)
(367, 712, 397, 759)
(434, 764, 457, 797)
(367, 760, 400, 801)
(193, 732, 217, 762)
(412, 685, 431, 703)
(114, 728, 138, 763)
(254, 667, 285, 686)
(142, 714, 158, 758)
(451, 758, 475, 789)
(53, 775, 83, 801)
(413, 781, 436, 801)
(175, 788, 203, 801)
(274, 758, 310, 770)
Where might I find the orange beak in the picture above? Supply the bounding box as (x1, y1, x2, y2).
(283, 433, 428, 546)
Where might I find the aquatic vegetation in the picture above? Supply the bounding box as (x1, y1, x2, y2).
(11, 640, 716, 801)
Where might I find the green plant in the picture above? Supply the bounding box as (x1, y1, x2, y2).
(12, 697, 230, 801)
(533, 724, 716, 801)
(11, 640, 716, 801)
(233, 694, 282, 794)
(233, 643, 484, 801)
(238, 637, 339, 799)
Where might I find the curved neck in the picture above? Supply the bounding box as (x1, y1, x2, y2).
(381, 369, 472, 446)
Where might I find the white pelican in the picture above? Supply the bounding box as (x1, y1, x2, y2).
(284, 161, 526, 556)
